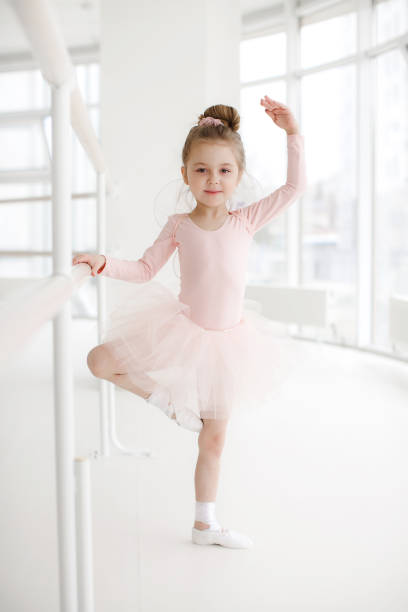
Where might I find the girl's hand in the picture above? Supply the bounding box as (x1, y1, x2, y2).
(72, 253, 106, 276)
(260, 95, 299, 134)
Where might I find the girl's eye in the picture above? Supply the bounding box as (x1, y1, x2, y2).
(196, 168, 231, 173)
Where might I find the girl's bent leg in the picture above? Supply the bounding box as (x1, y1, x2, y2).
(107, 373, 151, 399)
(194, 417, 229, 530)
(87, 343, 151, 399)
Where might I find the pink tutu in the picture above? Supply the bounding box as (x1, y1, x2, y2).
(100, 281, 309, 421)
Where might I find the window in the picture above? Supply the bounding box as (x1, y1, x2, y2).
(241, 1, 408, 356)
(0, 62, 99, 282)
(373, 0, 408, 44)
(373, 49, 408, 349)
(301, 64, 357, 344)
(300, 12, 357, 69)
(240, 33, 288, 284)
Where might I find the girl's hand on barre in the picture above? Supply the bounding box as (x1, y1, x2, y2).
(260, 95, 299, 134)
(72, 253, 106, 276)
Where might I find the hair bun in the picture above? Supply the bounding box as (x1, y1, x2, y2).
(183, 104, 245, 174)
(198, 104, 240, 132)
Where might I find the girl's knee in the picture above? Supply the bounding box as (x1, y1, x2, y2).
(87, 344, 112, 378)
(87, 346, 101, 377)
(198, 419, 229, 455)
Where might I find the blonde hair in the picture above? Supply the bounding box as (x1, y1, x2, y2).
(182, 104, 246, 174)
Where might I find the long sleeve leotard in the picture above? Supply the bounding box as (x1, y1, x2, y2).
(98, 133, 306, 330)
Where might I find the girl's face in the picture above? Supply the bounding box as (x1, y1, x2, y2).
(181, 140, 242, 209)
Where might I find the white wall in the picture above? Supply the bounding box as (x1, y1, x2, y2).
(100, 0, 240, 303)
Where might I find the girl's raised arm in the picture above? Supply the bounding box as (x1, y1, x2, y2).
(236, 97, 306, 235)
(97, 214, 179, 282)
(239, 132, 307, 236)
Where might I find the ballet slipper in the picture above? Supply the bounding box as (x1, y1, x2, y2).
(175, 408, 203, 433)
(192, 526, 254, 549)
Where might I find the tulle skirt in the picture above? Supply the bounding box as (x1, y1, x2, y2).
(100, 281, 310, 421)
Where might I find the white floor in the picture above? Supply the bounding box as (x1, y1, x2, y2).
(1, 318, 408, 612)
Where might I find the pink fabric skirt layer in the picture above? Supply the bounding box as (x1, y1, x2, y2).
(100, 281, 310, 421)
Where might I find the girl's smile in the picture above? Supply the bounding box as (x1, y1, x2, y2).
(181, 140, 242, 211)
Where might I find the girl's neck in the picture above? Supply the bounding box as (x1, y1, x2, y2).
(190, 203, 228, 220)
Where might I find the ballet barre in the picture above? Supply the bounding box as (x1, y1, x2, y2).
(4, 1, 151, 611)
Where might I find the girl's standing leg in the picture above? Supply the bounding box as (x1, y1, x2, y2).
(89, 344, 230, 523)
(194, 417, 229, 530)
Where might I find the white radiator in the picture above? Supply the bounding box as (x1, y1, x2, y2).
(389, 295, 408, 345)
(244, 284, 328, 327)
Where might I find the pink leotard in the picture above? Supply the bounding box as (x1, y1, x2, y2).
(99, 133, 306, 331)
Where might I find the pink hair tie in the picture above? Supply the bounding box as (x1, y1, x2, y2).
(198, 117, 223, 127)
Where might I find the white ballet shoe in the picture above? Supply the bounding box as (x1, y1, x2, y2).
(146, 387, 176, 420)
(175, 408, 203, 433)
(146, 389, 202, 432)
(192, 526, 254, 549)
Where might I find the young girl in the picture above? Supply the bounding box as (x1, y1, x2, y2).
(72, 96, 307, 549)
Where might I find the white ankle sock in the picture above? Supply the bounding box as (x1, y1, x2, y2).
(195, 501, 221, 531)
(146, 387, 174, 418)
